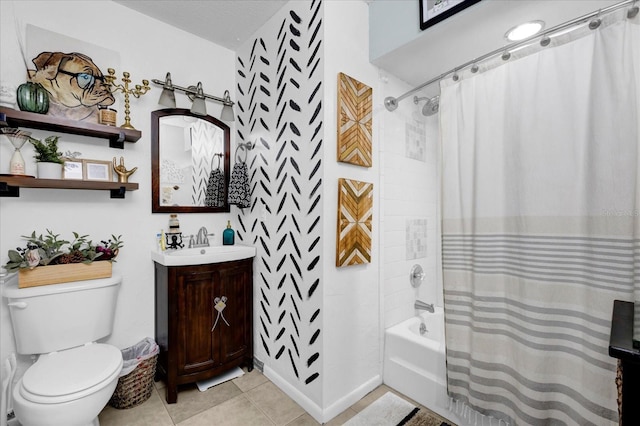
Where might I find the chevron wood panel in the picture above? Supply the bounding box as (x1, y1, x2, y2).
(336, 178, 373, 267)
(337, 73, 372, 167)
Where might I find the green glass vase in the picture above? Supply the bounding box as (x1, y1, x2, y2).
(17, 82, 49, 114)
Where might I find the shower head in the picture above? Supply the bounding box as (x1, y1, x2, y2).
(413, 95, 440, 116)
(422, 96, 440, 116)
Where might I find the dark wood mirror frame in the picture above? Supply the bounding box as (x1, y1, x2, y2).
(151, 108, 231, 213)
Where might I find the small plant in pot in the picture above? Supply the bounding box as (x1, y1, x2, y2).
(29, 135, 63, 179)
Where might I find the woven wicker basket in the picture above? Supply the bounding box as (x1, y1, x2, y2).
(108, 354, 158, 409)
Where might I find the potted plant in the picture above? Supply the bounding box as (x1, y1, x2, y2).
(29, 135, 64, 179)
(3, 230, 123, 288)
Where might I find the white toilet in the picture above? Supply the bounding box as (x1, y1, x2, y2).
(3, 273, 123, 426)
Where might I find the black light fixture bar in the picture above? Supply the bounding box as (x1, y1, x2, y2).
(151, 78, 233, 106)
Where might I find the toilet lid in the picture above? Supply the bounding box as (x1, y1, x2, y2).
(22, 344, 122, 399)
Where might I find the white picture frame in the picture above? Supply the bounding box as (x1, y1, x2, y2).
(62, 159, 83, 180)
(83, 159, 113, 181)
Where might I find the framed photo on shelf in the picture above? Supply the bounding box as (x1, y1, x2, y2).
(62, 159, 83, 180)
(83, 159, 112, 181)
(420, 0, 482, 31)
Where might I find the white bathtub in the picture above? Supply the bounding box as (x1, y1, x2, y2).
(383, 308, 460, 424)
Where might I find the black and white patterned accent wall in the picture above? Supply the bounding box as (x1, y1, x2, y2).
(235, 0, 324, 399)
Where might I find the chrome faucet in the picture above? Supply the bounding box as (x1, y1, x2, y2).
(415, 299, 435, 313)
(189, 227, 214, 248)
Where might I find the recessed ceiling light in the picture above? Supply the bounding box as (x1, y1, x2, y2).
(505, 20, 545, 42)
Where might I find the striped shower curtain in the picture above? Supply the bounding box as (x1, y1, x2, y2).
(440, 8, 639, 426)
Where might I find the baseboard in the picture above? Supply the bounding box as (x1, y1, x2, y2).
(321, 375, 382, 422)
(263, 366, 382, 424)
(262, 365, 324, 422)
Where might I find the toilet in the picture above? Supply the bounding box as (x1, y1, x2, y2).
(3, 273, 123, 426)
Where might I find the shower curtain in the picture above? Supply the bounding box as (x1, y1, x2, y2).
(440, 8, 639, 426)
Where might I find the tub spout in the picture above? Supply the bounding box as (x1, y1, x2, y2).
(415, 299, 434, 313)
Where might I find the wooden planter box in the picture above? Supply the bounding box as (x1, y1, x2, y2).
(18, 261, 112, 289)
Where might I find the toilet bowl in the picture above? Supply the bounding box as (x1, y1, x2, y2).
(3, 274, 123, 426)
(12, 344, 123, 426)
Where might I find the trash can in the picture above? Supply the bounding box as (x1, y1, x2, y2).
(108, 337, 159, 409)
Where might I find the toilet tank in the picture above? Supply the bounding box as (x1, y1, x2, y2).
(2, 273, 122, 355)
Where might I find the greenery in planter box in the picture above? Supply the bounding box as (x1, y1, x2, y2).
(3, 230, 123, 273)
(29, 135, 64, 164)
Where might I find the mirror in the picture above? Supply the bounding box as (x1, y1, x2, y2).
(152, 108, 230, 213)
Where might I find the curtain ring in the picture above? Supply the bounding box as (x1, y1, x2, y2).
(628, 1, 639, 19)
(589, 10, 602, 30)
(589, 18, 601, 29)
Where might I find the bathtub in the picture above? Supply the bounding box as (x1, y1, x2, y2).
(383, 308, 460, 424)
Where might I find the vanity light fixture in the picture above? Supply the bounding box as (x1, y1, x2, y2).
(158, 72, 176, 108)
(151, 73, 235, 121)
(220, 91, 234, 122)
(190, 82, 207, 116)
(505, 20, 545, 42)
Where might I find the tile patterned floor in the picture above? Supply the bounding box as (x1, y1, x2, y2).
(99, 369, 436, 426)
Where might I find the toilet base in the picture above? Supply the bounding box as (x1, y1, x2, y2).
(13, 376, 116, 426)
(8, 417, 99, 426)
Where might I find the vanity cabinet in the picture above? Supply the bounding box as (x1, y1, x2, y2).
(154, 258, 253, 403)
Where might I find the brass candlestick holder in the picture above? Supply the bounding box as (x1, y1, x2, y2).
(104, 68, 150, 130)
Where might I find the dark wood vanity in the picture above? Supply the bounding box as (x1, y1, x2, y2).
(609, 300, 640, 425)
(154, 258, 253, 403)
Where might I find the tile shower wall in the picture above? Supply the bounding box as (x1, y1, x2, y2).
(235, 0, 324, 406)
(382, 80, 440, 329)
(406, 219, 428, 260)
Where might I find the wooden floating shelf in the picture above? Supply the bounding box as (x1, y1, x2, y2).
(0, 175, 138, 199)
(0, 107, 141, 149)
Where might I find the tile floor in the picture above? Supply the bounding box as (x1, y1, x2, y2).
(99, 368, 445, 426)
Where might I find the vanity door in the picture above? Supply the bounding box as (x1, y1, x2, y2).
(216, 259, 253, 365)
(175, 267, 219, 376)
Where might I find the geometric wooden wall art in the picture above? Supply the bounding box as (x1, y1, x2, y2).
(336, 178, 373, 267)
(337, 72, 372, 167)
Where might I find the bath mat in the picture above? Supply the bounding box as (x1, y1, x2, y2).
(397, 407, 453, 426)
(344, 391, 454, 426)
(195, 367, 244, 392)
(344, 392, 415, 426)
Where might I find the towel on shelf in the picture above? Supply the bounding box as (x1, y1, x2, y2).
(204, 168, 225, 207)
(228, 162, 251, 208)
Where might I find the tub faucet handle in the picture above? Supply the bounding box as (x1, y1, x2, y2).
(410, 264, 425, 288)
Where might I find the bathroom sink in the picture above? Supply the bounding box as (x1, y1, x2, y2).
(151, 245, 256, 266)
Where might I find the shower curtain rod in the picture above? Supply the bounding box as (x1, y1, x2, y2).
(384, 0, 638, 111)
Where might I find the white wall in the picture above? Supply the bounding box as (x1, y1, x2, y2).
(369, 0, 421, 61)
(234, 0, 327, 418)
(235, 1, 386, 422)
(380, 77, 440, 329)
(0, 0, 237, 390)
(322, 0, 383, 420)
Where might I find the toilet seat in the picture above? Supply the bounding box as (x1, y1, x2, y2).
(20, 343, 122, 404)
